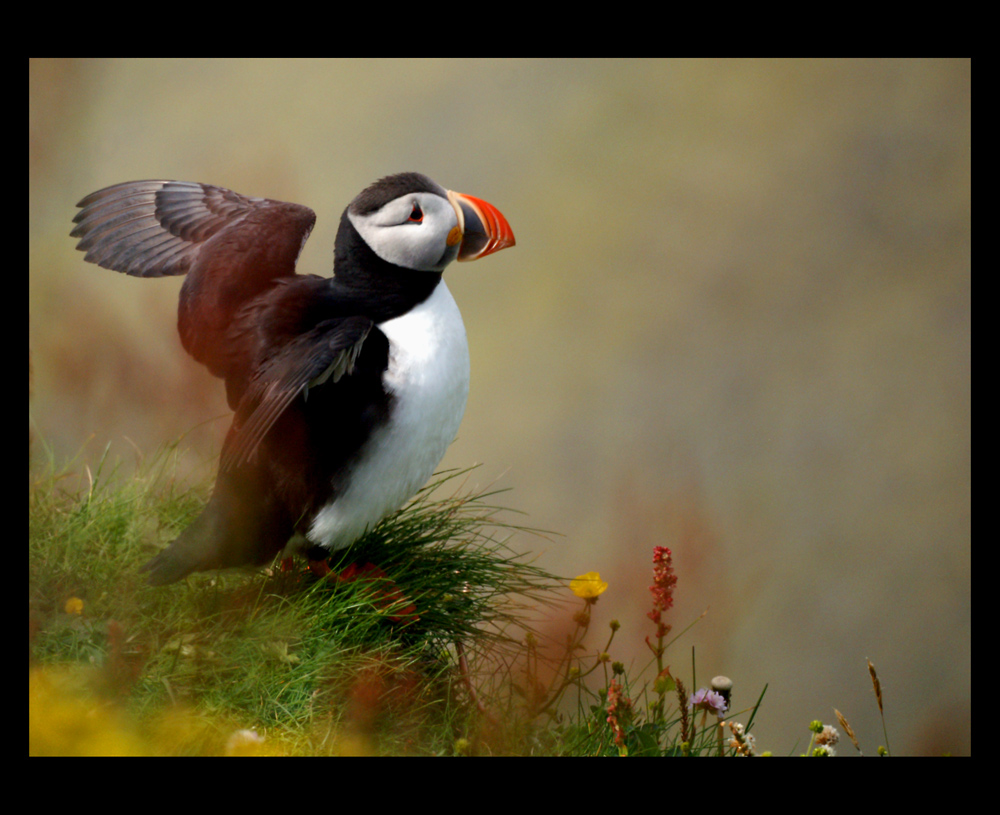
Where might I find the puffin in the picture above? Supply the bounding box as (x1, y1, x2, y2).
(71, 173, 515, 585)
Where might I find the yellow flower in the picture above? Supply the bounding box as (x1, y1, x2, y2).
(64, 597, 84, 615)
(570, 572, 608, 599)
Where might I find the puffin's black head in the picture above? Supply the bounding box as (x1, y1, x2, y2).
(337, 172, 515, 276)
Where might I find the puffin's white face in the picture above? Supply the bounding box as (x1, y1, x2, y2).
(348, 190, 461, 273)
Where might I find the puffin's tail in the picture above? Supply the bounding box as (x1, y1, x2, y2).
(141, 466, 293, 586)
(141, 515, 224, 586)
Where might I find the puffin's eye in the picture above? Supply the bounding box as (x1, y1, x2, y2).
(408, 202, 423, 223)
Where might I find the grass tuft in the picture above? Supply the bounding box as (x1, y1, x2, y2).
(29, 440, 562, 755)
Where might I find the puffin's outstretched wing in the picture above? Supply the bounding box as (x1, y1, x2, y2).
(71, 180, 317, 378)
(220, 315, 374, 472)
(71, 180, 314, 278)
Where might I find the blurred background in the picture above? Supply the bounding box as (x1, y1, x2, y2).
(29, 59, 970, 755)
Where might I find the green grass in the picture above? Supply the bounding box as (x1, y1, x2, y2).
(30, 437, 888, 756)
(29, 439, 567, 754)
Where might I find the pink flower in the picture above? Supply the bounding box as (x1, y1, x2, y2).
(606, 679, 633, 753)
(689, 687, 728, 715)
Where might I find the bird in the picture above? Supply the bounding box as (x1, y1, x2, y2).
(71, 173, 515, 585)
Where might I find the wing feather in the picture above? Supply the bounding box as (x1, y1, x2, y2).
(220, 316, 374, 471)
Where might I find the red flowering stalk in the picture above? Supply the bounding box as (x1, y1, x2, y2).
(606, 678, 633, 756)
(645, 546, 677, 671)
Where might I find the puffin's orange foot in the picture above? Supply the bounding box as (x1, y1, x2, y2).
(307, 558, 332, 578)
(332, 562, 418, 623)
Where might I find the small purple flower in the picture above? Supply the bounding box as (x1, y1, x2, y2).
(689, 687, 728, 715)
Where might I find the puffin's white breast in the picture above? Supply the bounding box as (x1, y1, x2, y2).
(307, 280, 470, 549)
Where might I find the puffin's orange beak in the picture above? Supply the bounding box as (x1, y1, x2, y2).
(447, 190, 516, 261)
